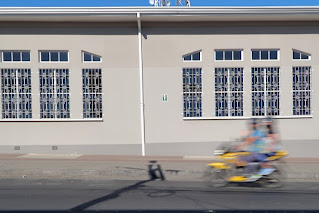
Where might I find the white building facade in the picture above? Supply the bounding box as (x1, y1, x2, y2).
(0, 7, 318, 157)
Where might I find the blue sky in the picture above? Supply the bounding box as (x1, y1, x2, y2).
(0, 0, 318, 7)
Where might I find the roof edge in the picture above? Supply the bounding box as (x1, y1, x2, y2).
(1, 6, 319, 14)
(1, 7, 319, 22)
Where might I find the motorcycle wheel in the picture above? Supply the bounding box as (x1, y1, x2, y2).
(260, 167, 283, 188)
(204, 166, 230, 188)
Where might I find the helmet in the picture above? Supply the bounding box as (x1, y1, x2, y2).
(251, 118, 258, 125)
(263, 116, 273, 124)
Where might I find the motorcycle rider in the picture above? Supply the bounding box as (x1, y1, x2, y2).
(235, 118, 270, 179)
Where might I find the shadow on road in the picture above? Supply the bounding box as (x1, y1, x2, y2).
(69, 179, 152, 212)
(0, 161, 317, 213)
(69, 161, 166, 212)
(1, 210, 319, 213)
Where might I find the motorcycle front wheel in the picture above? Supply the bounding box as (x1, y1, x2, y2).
(204, 166, 230, 188)
(260, 166, 283, 188)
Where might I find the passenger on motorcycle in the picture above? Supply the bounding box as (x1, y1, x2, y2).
(263, 117, 281, 153)
(259, 117, 280, 175)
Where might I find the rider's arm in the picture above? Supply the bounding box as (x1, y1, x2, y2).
(268, 134, 279, 151)
(236, 136, 258, 150)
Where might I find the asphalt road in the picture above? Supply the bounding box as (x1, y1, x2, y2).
(0, 179, 318, 212)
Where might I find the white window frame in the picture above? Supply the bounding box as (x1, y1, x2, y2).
(183, 115, 312, 120)
(292, 66, 312, 116)
(39, 68, 70, 119)
(292, 49, 311, 61)
(1, 68, 32, 119)
(82, 51, 102, 63)
(39, 51, 69, 63)
(82, 68, 103, 119)
(214, 50, 243, 61)
(183, 67, 202, 117)
(251, 49, 280, 61)
(1, 51, 31, 63)
(251, 67, 281, 117)
(214, 67, 244, 117)
(182, 51, 202, 62)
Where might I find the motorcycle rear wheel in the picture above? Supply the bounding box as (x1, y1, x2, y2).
(204, 166, 230, 188)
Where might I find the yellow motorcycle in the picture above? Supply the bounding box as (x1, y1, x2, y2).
(204, 143, 288, 188)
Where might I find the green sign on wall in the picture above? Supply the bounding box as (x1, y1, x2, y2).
(162, 94, 168, 102)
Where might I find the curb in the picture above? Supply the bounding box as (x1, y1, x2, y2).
(0, 154, 319, 163)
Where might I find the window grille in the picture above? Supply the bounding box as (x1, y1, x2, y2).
(215, 68, 243, 117)
(293, 67, 311, 115)
(82, 69, 103, 118)
(252, 67, 280, 116)
(1, 69, 32, 118)
(183, 68, 202, 117)
(39, 69, 70, 118)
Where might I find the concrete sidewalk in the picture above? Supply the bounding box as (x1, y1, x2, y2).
(0, 154, 318, 182)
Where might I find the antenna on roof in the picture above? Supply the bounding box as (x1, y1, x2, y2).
(150, 0, 190, 7)
(176, 0, 190, 6)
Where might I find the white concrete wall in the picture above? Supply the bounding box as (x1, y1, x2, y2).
(0, 21, 318, 157)
(0, 22, 142, 154)
(142, 22, 319, 157)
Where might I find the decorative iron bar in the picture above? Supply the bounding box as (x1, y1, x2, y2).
(39, 69, 70, 118)
(183, 68, 202, 117)
(293, 66, 311, 115)
(215, 67, 243, 117)
(82, 69, 103, 118)
(1, 69, 32, 118)
(252, 67, 280, 116)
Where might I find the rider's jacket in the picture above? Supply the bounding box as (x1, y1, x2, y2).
(248, 130, 267, 153)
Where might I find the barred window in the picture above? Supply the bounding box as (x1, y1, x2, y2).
(215, 68, 243, 117)
(293, 67, 311, 115)
(252, 67, 280, 116)
(1, 69, 32, 118)
(39, 69, 70, 118)
(82, 69, 103, 118)
(183, 68, 202, 117)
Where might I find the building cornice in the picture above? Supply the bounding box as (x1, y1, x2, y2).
(0, 7, 319, 22)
